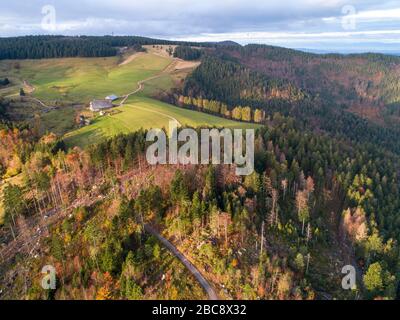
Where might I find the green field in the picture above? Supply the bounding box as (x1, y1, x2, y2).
(0, 53, 172, 103)
(1, 52, 260, 150)
(64, 96, 258, 148)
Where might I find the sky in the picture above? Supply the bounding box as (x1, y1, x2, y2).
(0, 0, 399, 53)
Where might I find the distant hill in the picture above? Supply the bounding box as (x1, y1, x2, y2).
(216, 41, 242, 47)
(298, 48, 400, 56)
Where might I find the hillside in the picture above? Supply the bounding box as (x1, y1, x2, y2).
(0, 36, 399, 301)
(0, 52, 172, 103)
(0, 48, 254, 148)
(180, 45, 400, 128)
(217, 44, 400, 109)
(1, 116, 399, 300)
(64, 96, 256, 149)
(179, 46, 400, 155)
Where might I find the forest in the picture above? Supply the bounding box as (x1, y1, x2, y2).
(0, 36, 214, 60)
(174, 46, 203, 61)
(218, 44, 400, 108)
(177, 50, 400, 156)
(0, 112, 399, 299)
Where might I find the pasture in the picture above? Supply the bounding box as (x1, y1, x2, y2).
(64, 96, 258, 148)
(1, 51, 259, 152)
(0, 53, 172, 103)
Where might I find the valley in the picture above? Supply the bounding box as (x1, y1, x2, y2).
(0, 35, 399, 301)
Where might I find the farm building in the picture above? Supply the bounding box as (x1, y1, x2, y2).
(90, 99, 113, 112)
(105, 94, 118, 101)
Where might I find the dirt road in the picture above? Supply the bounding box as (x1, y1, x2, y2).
(144, 224, 219, 300)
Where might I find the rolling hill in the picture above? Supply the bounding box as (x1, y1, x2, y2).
(0, 47, 258, 150)
(0, 52, 172, 103)
(64, 96, 256, 148)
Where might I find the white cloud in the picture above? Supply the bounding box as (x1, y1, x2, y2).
(0, 0, 399, 52)
(172, 30, 400, 44)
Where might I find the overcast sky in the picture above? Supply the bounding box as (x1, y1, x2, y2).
(1, 0, 399, 53)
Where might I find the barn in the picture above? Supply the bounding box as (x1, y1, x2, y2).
(90, 99, 113, 112)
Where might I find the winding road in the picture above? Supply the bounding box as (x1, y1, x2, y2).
(21, 80, 53, 110)
(118, 57, 178, 107)
(144, 224, 219, 300)
(117, 59, 183, 126)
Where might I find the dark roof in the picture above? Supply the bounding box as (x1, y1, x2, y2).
(90, 99, 112, 111)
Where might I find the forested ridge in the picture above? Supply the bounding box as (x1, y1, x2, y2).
(0, 35, 214, 60)
(178, 50, 400, 156)
(183, 55, 306, 105)
(218, 44, 400, 107)
(179, 44, 400, 132)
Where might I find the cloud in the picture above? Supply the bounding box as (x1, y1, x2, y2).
(0, 0, 399, 52)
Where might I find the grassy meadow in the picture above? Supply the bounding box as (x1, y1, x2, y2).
(64, 96, 258, 148)
(0, 53, 172, 103)
(1, 51, 259, 150)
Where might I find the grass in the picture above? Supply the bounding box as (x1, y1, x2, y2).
(40, 106, 82, 136)
(64, 96, 259, 149)
(0, 52, 177, 138)
(0, 53, 172, 103)
(1, 52, 260, 150)
(139, 74, 175, 97)
(3, 99, 82, 136)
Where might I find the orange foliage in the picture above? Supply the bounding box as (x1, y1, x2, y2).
(96, 272, 115, 300)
